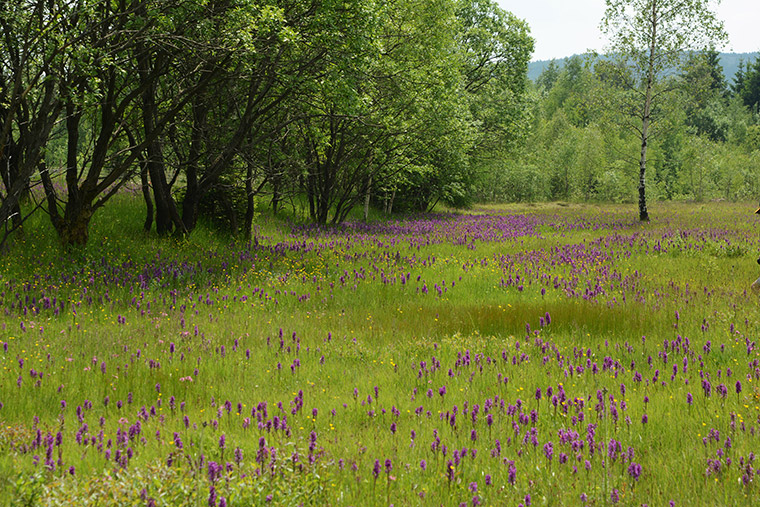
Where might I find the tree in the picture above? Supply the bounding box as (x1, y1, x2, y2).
(456, 0, 533, 162)
(32, 0, 320, 245)
(737, 56, 760, 112)
(680, 49, 730, 141)
(543, 56, 597, 128)
(36, 0, 227, 246)
(292, 0, 430, 224)
(0, 0, 68, 247)
(171, 0, 330, 236)
(453, 0, 533, 208)
(601, 0, 726, 221)
(536, 60, 561, 93)
(289, 0, 533, 222)
(731, 59, 746, 97)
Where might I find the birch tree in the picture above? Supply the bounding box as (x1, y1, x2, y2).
(601, 0, 726, 220)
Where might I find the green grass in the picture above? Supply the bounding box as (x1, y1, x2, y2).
(2, 200, 760, 505)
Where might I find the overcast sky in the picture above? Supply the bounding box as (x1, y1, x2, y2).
(498, 0, 760, 61)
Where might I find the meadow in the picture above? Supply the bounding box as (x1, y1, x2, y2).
(2, 199, 760, 506)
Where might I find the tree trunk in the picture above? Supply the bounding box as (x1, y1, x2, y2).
(0, 138, 22, 233)
(58, 205, 94, 248)
(363, 174, 372, 221)
(39, 159, 93, 248)
(221, 192, 238, 237)
(638, 0, 658, 223)
(271, 175, 280, 216)
(140, 160, 153, 233)
(181, 181, 199, 234)
(149, 164, 173, 235)
(181, 96, 209, 234)
(244, 159, 255, 241)
(141, 71, 173, 235)
(383, 188, 395, 215)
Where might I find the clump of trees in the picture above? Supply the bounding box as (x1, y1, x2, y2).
(474, 0, 760, 210)
(476, 48, 760, 205)
(3, 1, 759, 251)
(0, 0, 534, 248)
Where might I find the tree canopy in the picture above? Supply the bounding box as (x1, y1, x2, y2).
(0, 0, 535, 247)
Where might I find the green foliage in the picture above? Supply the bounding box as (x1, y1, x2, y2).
(0, 0, 535, 245)
(5, 0, 760, 246)
(599, 0, 728, 220)
(4, 471, 45, 507)
(738, 56, 760, 112)
(535, 60, 561, 93)
(472, 160, 550, 203)
(601, 0, 727, 79)
(681, 50, 732, 141)
(475, 5, 755, 210)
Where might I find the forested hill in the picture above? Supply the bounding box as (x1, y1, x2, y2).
(528, 52, 759, 82)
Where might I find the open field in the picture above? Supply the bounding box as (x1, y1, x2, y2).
(2, 201, 760, 505)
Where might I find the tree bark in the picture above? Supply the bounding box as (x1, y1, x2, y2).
(244, 159, 255, 241)
(39, 159, 93, 248)
(0, 138, 22, 232)
(220, 191, 238, 237)
(271, 174, 281, 216)
(137, 48, 186, 237)
(637, 0, 659, 223)
(363, 174, 372, 221)
(140, 160, 153, 233)
(181, 94, 207, 233)
(59, 205, 94, 247)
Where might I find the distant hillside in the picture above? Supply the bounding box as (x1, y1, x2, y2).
(528, 52, 759, 84)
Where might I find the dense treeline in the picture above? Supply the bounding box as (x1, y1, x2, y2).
(0, 0, 533, 247)
(2, 1, 759, 251)
(475, 50, 760, 204)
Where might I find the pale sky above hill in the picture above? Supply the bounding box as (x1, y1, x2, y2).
(498, 0, 760, 61)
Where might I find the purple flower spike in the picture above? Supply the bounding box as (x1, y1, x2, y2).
(543, 442, 554, 461)
(628, 462, 642, 481)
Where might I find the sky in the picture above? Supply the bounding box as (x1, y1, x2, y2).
(498, 0, 760, 61)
